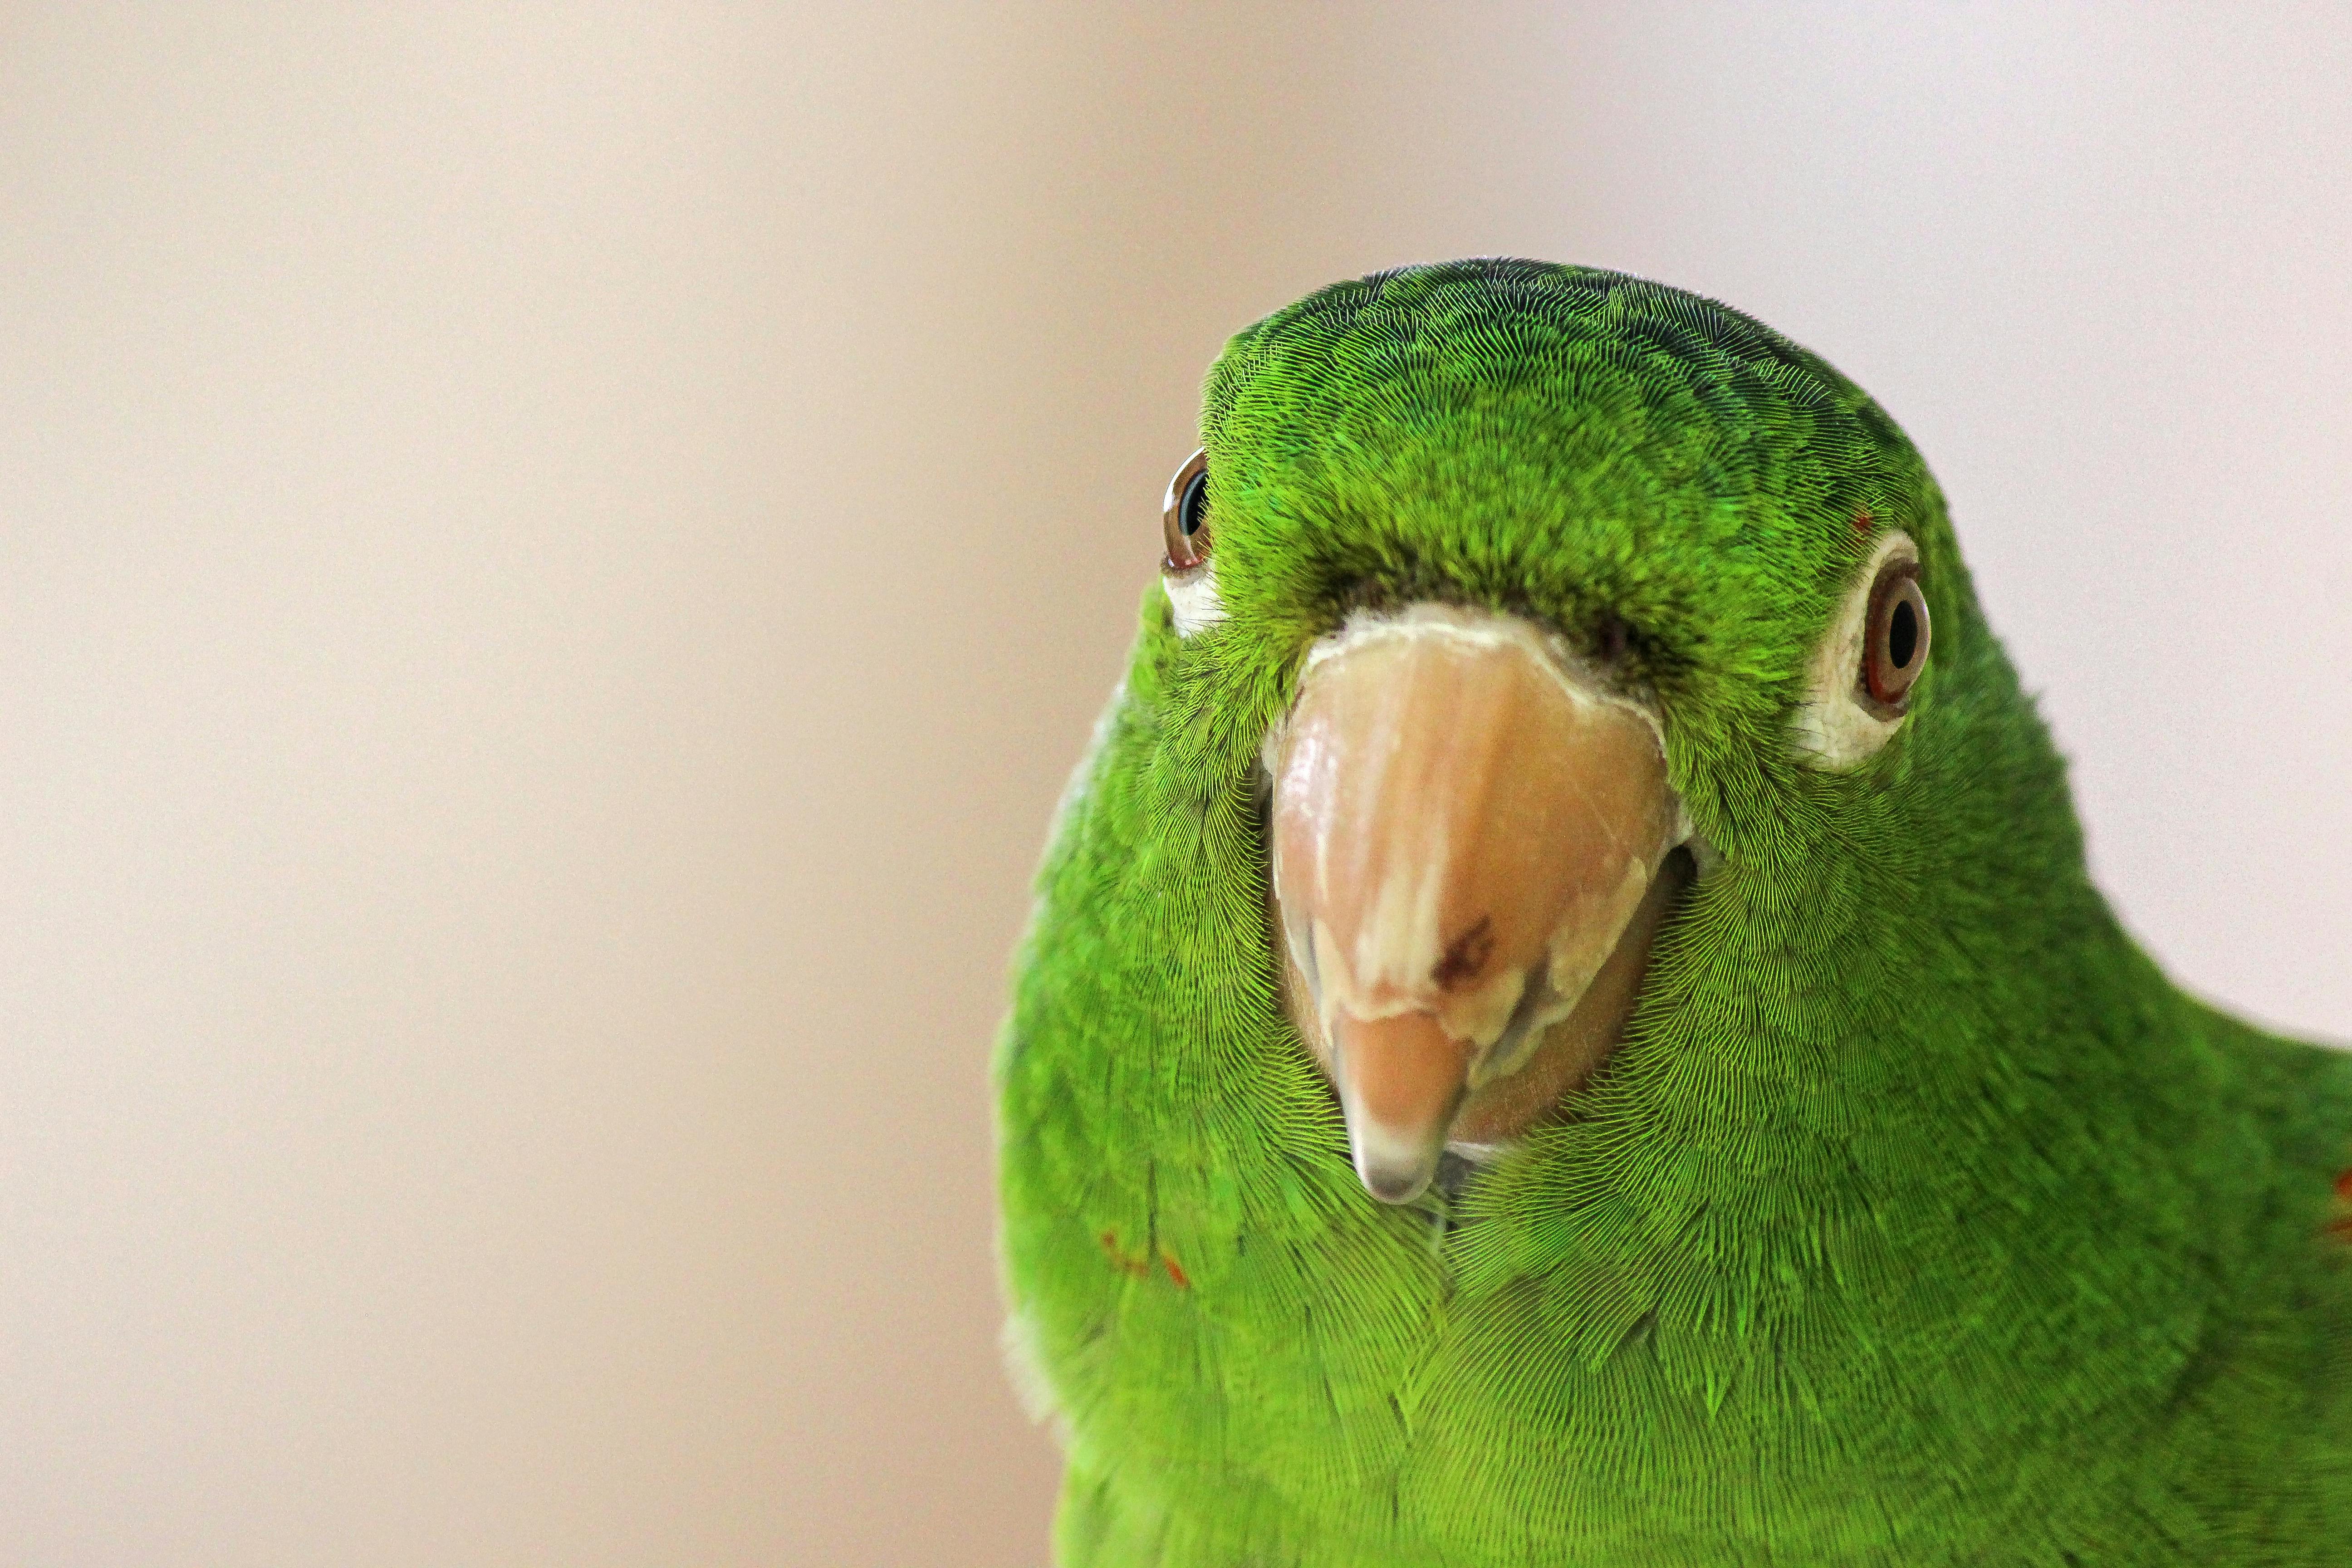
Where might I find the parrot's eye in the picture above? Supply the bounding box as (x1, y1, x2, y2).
(1788, 529, 1924, 770)
(1158, 446, 1228, 637)
(1162, 449, 1211, 571)
(1861, 563, 1931, 710)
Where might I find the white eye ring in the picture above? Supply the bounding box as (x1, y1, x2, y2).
(1789, 529, 1920, 771)
(1164, 559, 1228, 637)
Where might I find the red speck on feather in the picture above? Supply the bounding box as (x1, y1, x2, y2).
(1162, 1256, 1191, 1289)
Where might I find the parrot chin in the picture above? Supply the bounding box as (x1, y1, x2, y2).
(1266, 603, 1694, 1205)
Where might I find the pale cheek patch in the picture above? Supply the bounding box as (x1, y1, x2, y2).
(1163, 563, 1227, 638)
(1790, 529, 1917, 771)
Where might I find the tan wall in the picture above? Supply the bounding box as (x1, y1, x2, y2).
(4, 6, 2344, 1565)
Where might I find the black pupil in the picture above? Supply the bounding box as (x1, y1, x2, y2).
(1889, 598, 1918, 669)
(1180, 472, 1209, 537)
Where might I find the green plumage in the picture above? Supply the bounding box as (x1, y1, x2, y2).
(995, 260, 2352, 1564)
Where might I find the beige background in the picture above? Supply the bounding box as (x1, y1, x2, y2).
(4, 6, 2346, 1565)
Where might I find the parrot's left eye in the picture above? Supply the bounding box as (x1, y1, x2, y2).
(1789, 529, 1926, 770)
(1162, 449, 1211, 571)
(1862, 562, 1931, 710)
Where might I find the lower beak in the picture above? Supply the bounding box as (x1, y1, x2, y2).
(1269, 603, 1684, 1203)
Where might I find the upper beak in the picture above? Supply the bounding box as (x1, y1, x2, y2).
(1268, 603, 1685, 1203)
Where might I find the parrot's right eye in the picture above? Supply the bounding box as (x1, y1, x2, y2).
(1162, 449, 1211, 571)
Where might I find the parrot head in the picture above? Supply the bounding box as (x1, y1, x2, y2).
(1158, 260, 1962, 1206)
(1001, 257, 2352, 1566)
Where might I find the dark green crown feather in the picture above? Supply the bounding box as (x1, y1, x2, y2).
(1193, 259, 1992, 868)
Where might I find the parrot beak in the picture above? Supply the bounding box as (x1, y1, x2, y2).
(1268, 604, 1688, 1204)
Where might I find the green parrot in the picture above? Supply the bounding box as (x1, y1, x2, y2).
(995, 259, 2352, 1565)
